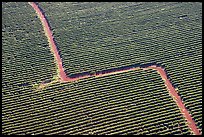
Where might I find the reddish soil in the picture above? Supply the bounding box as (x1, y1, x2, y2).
(29, 2, 201, 135)
(146, 66, 201, 135)
(28, 2, 67, 81)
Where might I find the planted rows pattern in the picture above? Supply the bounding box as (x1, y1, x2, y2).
(38, 2, 202, 132)
(2, 2, 57, 97)
(2, 2, 202, 135)
(2, 2, 56, 134)
(2, 69, 192, 135)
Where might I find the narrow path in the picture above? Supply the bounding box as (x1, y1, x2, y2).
(28, 2, 68, 82)
(28, 2, 201, 135)
(145, 66, 201, 135)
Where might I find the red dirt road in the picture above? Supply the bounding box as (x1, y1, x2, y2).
(29, 2, 201, 135)
(28, 2, 67, 81)
(146, 66, 201, 135)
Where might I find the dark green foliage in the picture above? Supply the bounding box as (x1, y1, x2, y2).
(2, 2, 202, 135)
(2, 69, 192, 135)
(2, 2, 57, 95)
(39, 2, 202, 132)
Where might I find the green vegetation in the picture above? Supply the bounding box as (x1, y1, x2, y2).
(2, 67, 192, 135)
(2, 2, 202, 135)
(2, 2, 56, 133)
(2, 2, 57, 94)
(39, 2, 202, 132)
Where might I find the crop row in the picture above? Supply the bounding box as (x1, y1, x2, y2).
(38, 2, 202, 132)
(3, 68, 192, 135)
(2, 2, 56, 96)
(39, 2, 201, 75)
(2, 2, 201, 135)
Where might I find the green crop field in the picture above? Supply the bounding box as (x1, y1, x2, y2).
(2, 2, 57, 93)
(38, 2, 202, 132)
(2, 2, 202, 135)
(2, 68, 192, 135)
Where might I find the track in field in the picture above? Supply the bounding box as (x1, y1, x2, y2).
(28, 2, 201, 135)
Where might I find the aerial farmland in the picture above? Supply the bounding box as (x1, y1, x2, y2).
(2, 2, 202, 135)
